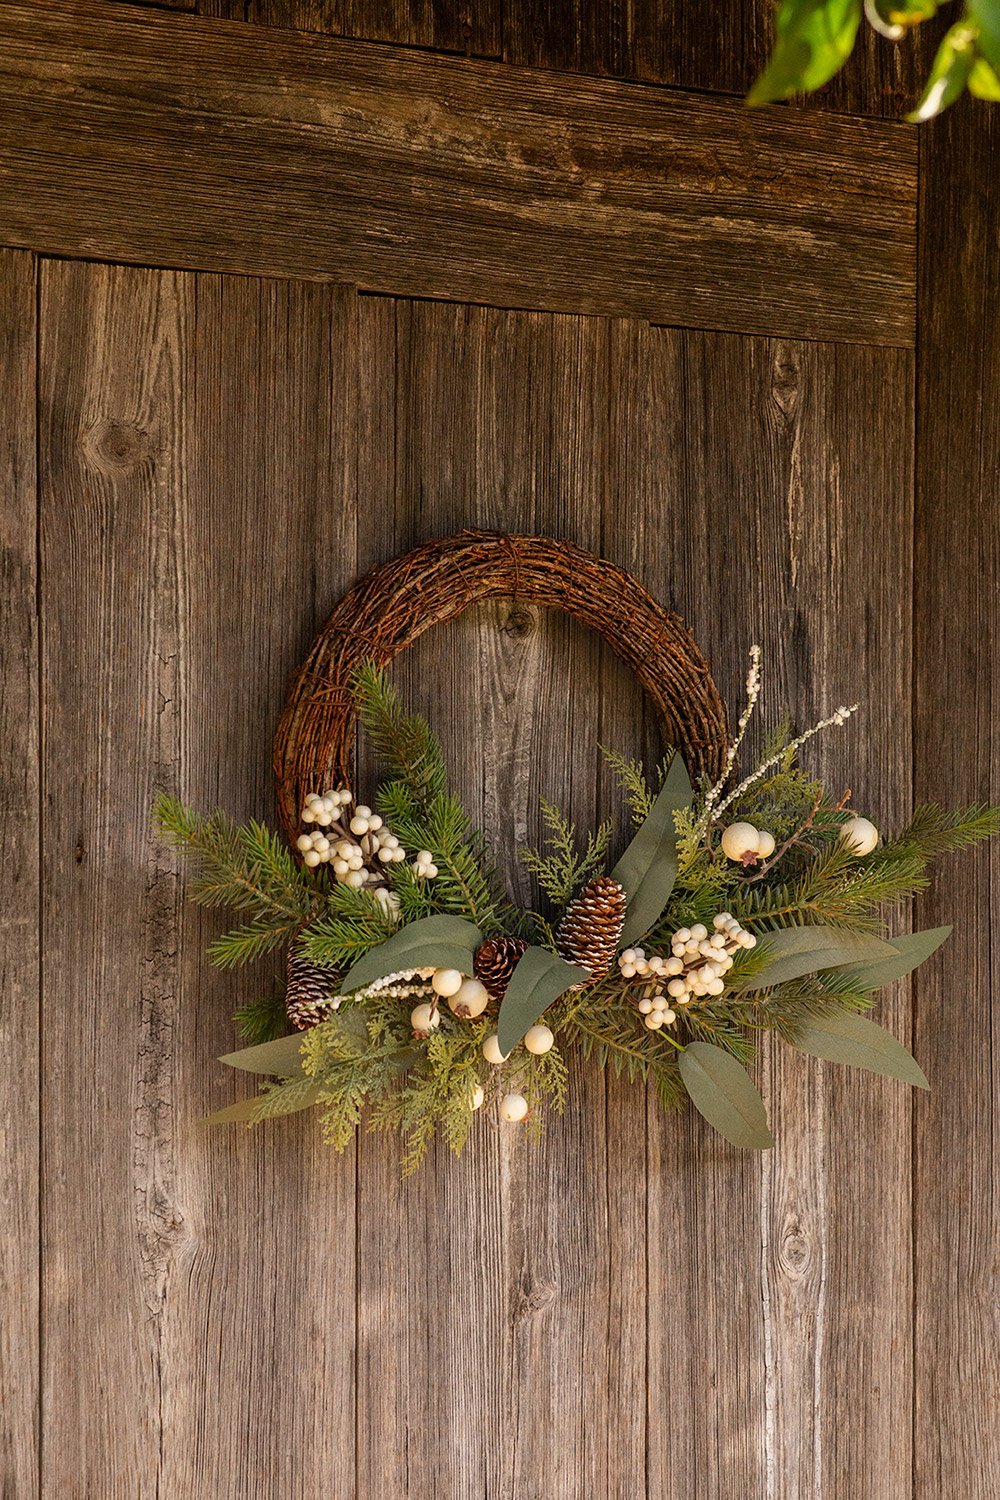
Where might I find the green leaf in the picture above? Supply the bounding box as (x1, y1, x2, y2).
(743, 925, 899, 989)
(201, 1083, 322, 1124)
(907, 21, 978, 120)
(611, 753, 692, 947)
(747, 0, 862, 106)
(968, 0, 1000, 66)
(678, 1042, 774, 1150)
(339, 914, 483, 994)
(833, 924, 951, 989)
(497, 946, 590, 1056)
(865, 0, 939, 40)
(220, 1033, 308, 1077)
(969, 54, 1000, 96)
(791, 1012, 929, 1088)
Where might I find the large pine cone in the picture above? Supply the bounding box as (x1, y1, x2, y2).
(474, 935, 528, 1000)
(286, 946, 339, 1031)
(555, 875, 627, 981)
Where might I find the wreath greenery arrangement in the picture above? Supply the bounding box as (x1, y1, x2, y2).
(155, 534, 998, 1172)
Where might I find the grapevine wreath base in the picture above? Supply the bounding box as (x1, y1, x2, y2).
(157, 531, 999, 1170)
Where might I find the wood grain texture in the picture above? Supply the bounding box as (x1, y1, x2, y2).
(503, 0, 937, 119)
(229, 0, 501, 55)
(914, 98, 1000, 1500)
(0, 249, 39, 1498)
(0, 0, 916, 346)
(606, 327, 915, 1497)
(38, 261, 358, 1497)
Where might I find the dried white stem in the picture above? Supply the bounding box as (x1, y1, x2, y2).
(696, 645, 762, 836)
(712, 702, 860, 821)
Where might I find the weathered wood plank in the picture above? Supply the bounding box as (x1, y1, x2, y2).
(914, 99, 1000, 1500)
(350, 299, 650, 1497)
(38, 261, 358, 1497)
(0, 248, 39, 1499)
(230, 0, 501, 55)
(503, 0, 935, 119)
(0, 0, 916, 345)
(623, 329, 914, 1495)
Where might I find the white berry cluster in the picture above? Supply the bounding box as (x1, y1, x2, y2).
(619, 913, 757, 1021)
(636, 992, 677, 1031)
(295, 787, 438, 914)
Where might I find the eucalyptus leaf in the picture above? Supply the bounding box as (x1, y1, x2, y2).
(220, 1032, 307, 1077)
(741, 925, 899, 989)
(968, 0, 1000, 67)
(201, 1084, 322, 1125)
(832, 924, 951, 990)
(907, 21, 978, 120)
(747, 0, 862, 106)
(611, 753, 692, 948)
(339, 914, 483, 994)
(678, 1042, 774, 1150)
(969, 54, 1000, 97)
(791, 1012, 929, 1088)
(497, 946, 590, 1056)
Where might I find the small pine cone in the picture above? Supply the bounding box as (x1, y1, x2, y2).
(286, 946, 339, 1031)
(474, 936, 529, 1000)
(555, 876, 627, 981)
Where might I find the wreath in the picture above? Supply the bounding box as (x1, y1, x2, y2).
(156, 531, 999, 1171)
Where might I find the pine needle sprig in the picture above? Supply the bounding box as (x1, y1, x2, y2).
(521, 798, 613, 909)
(209, 917, 302, 969)
(601, 747, 656, 827)
(154, 793, 316, 923)
(233, 993, 289, 1045)
(887, 802, 1000, 860)
(353, 661, 447, 812)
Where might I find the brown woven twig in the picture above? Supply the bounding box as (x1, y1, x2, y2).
(273, 530, 729, 839)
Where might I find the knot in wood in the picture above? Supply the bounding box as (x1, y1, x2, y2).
(502, 604, 536, 638)
(82, 416, 154, 474)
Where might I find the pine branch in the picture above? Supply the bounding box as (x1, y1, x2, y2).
(209, 917, 300, 969)
(601, 747, 656, 827)
(521, 798, 613, 910)
(154, 792, 316, 923)
(233, 994, 289, 1045)
(889, 802, 1000, 860)
(353, 661, 447, 812)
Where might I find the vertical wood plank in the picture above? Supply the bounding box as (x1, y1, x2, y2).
(226, 0, 502, 55)
(39, 262, 358, 1497)
(914, 99, 1000, 1500)
(351, 298, 649, 1498)
(611, 328, 914, 1496)
(0, 248, 39, 1499)
(502, 0, 934, 117)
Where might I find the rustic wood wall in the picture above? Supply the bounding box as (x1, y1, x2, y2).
(1, 3, 996, 1497)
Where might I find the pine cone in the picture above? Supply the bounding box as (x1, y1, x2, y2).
(286, 946, 339, 1031)
(555, 875, 627, 981)
(474, 935, 529, 1000)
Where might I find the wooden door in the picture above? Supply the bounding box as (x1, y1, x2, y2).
(1, 4, 995, 1497)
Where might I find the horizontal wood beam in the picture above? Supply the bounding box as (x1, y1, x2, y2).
(0, 0, 916, 343)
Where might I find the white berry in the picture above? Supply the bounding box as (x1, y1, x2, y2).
(523, 1024, 554, 1055)
(295, 834, 312, 853)
(482, 1033, 508, 1066)
(448, 977, 490, 1018)
(410, 1002, 440, 1035)
(756, 829, 776, 858)
(499, 1093, 529, 1123)
(431, 968, 464, 998)
(302, 850, 321, 867)
(721, 822, 761, 861)
(840, 815, 879, 856)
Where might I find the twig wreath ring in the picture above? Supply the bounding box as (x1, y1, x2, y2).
(156, 530, 999, 1171)
(273, 530, 729, 842)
